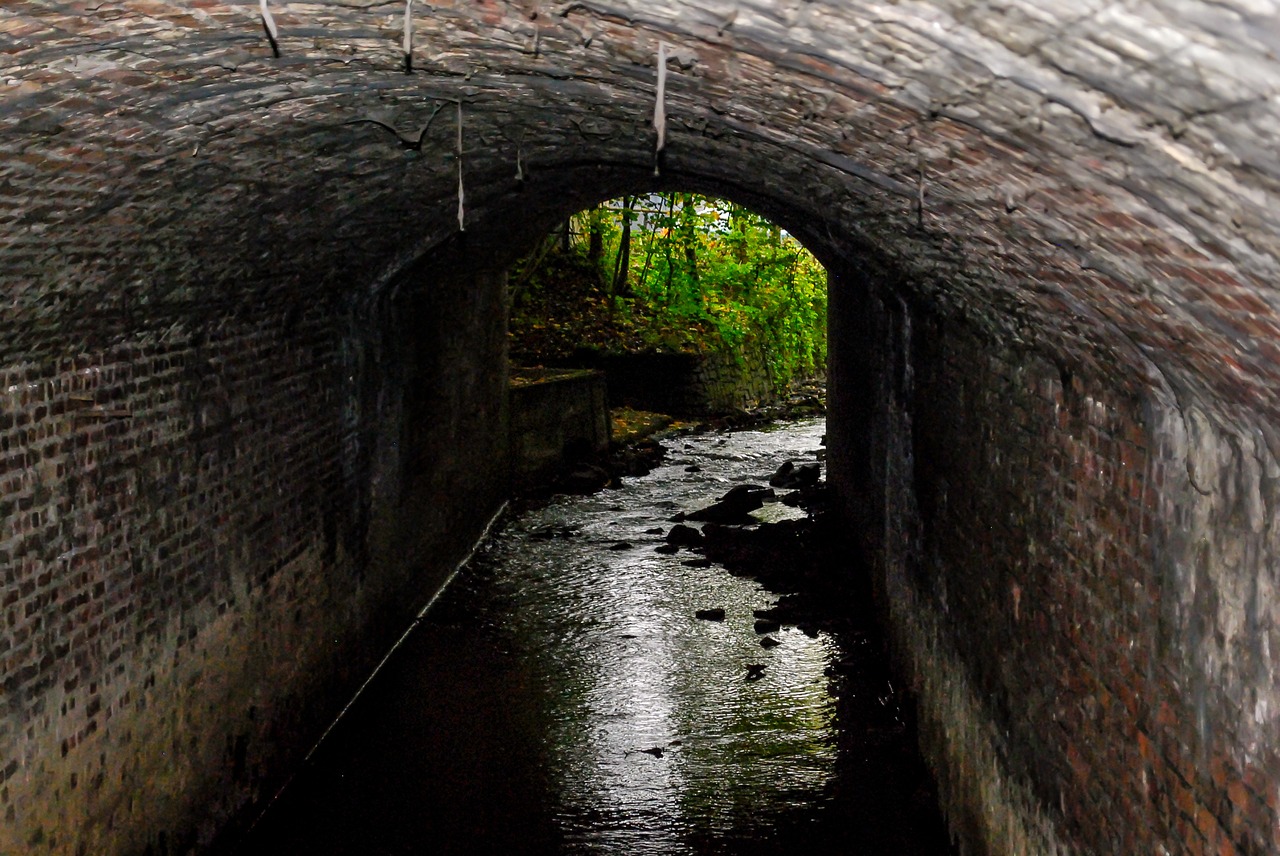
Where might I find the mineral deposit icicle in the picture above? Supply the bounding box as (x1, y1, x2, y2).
(457, 102, 466, 232)
(403, 0, 414, 73)
(654, 42, 668, 176)
(260, 0, 280, 56)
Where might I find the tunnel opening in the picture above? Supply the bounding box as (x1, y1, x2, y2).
(506, 191, 829, 419)
(3, 141, 1254, 856)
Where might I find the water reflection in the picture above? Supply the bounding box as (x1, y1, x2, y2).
(240, 419, 950, 855)
(491, 420, 833, 853)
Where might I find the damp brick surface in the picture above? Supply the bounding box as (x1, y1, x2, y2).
(4, 0, 1280, 852)
(832, 273, 1280, 855)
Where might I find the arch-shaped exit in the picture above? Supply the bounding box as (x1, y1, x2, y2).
(508, 192, 828, 408)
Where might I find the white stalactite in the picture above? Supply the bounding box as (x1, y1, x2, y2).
(457, 102, 466, 232)
(260, 0, 278, 39)
(403, 0, 414, 72)
(260, 0, 280, 55)
(653, 42, 668, 175)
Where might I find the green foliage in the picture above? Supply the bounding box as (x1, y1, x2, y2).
(508, 193, 827, 386)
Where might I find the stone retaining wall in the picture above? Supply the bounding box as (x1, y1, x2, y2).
(603, 343, 811, 416)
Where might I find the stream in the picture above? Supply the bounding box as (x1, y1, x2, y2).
(239, 417, 954, 855)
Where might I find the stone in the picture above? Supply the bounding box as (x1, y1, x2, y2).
(769, 461, 796, 487)
(770, 461, 821, 489)
(530, 525, 580, 541)
(720, 485, 774, 506)
(666, 524, 705, 546)
(561, 465, 611, 493)
(685, 485, 774, 523)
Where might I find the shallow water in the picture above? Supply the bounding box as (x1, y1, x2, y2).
(240, 418, 953, 855)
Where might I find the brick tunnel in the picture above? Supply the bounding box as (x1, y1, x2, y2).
(4, 1, 1280, 853)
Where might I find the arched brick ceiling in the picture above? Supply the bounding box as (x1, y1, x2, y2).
(3, 1, 1279, 425)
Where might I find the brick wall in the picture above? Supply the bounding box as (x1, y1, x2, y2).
(6, 1, 1280, 851)
(829, 264, 1280, 855)
(0, 269, 509, 855)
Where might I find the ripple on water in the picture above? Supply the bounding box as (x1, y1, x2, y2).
(243, 418, 915, 855)
(480, 419, 839, 851)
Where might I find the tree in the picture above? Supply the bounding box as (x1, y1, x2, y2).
(508, 192, 828, 386)
(611, 197, 635, 296)
(587, 206, 605, 265)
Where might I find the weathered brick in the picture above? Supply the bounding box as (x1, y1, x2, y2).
(0, 272, 511, 853)
(4, 0, 1280, 853)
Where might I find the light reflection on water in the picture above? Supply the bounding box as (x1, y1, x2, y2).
(241, 418, 942, 855)
(487, 419, 834, 852)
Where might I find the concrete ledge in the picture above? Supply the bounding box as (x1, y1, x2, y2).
(509, 368, 610, 485)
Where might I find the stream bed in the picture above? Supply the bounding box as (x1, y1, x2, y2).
(239, 418, 955, 855)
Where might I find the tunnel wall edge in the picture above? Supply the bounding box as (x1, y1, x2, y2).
(828, 264, 1280, 855)
(0, 271, 511, 855)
